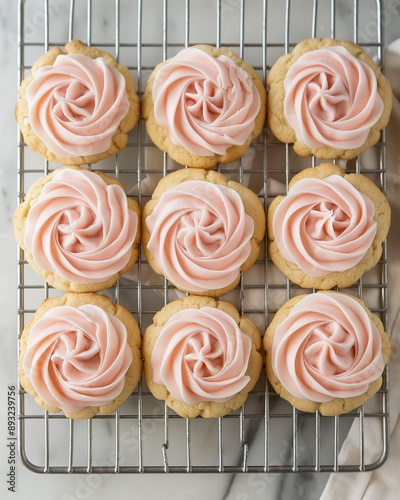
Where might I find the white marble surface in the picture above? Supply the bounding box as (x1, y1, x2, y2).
(1, 1, 400, 499)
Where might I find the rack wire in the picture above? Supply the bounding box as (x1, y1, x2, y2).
(17, 0, 389, 473)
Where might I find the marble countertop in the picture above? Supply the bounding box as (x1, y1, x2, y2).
(1, 1, 400, 499)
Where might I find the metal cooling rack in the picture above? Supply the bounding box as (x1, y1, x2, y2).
(17, 0, 389, 473)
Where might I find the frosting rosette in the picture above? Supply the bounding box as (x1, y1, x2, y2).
(283, 46, 384, 150)
(271, 293, 384, 402)
(24, 168, 138, 286)
(152, 47, 261, 156)
(145, 180, 254, 293)
(25, 53, 130, 158)
(151, 307, 252, 404)
(22, 304, 133, 414)
(272, 174, 377, 277)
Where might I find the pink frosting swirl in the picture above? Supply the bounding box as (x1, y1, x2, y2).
(272, 175, 377, 277)
(24, 168, 138, 284)
(146, 180, 254, 292)
(284, 46, 384, 150)
(272, 293, 384, 402)
(22, 304, 133, 413)
(151, 307, 252, 404)
(152, 47, 261, 155)
(26, 54, 130, 157)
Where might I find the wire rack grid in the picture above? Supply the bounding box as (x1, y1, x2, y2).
(17, 0, 389, 474)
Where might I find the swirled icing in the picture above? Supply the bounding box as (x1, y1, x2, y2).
(22, 304, 133, 413)
(24, 168, 138, 284)
(25, 54, 130, 157)
(146, 180, 254, 292)
(152, 47, 261, 155)
(151, 307, 252, 404)
(272, 175, 377, 277)
(272, 293, 384, 402)
(283, 46, 384, 150)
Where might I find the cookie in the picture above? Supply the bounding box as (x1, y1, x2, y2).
(267, 163, 390, 289)
(143, 295, 263, 418)
(14, 166, 141, 292)
(19, 293, 142, 419)
(15, 39, 140, 165)
(142, 45, 266, 168)
(142, 168, 266, 297)
(267, 38, 392, 159)
(264, 291, 391, 416)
